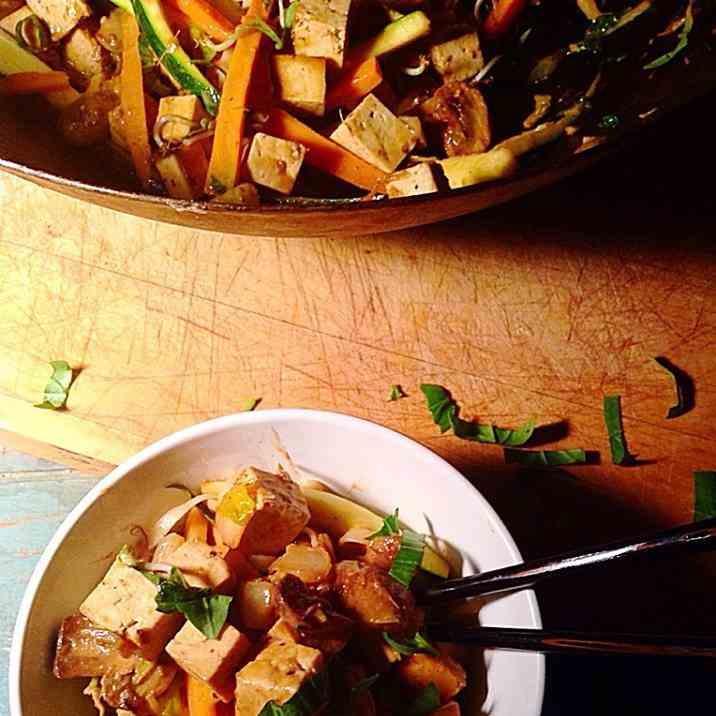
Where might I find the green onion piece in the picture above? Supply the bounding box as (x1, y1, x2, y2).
(694, 471, 716, 521)
(504, 448, 587, 467)
(383, 631, 439, 657)
(389, 528, 424, 587)
(603, 395, 636, 465)
(34, 360, 74, 410)
(644, 2, 692, 70)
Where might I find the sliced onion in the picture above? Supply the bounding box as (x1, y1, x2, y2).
(148, 494, 212, 548)
(272, 428, 304, 484)
(338, 527, 372, 546)
(250, 554, 277, 572)
(269, 544, 333, 584)
(403, 55, 429, 76)
(141, 562, 174, 574)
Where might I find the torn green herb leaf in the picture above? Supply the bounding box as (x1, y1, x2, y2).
(694, 471, 716, 521)
(388, 384, 407, 401)
(146, 568, 232, 639)
(35, 360, 74, 410)
(239, 398, 261, 411)
(368, 509, 400, 539)
(406, 684, 441, 716)
(603, 395, 636, 465)
(420, 384, 455, 433)
(259, 672, 330, 716)
(654, 356, 693, 419)
(351, 674, 380, 695)
(644, 2, 692, 69)
(389, 528, 425, 587)
(505, 448, 587, 466)
(383, 631, 439, 657)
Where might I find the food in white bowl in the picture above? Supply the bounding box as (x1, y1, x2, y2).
(9, 410, 543, 716)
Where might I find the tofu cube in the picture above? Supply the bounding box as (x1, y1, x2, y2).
(272, 54, 326, 117)
(62, 26, 104, 88)
(166, 622, 251, 702)
(246, 133, 306, 195)
(383, 163, 438, 199)
(330, 94, 416, 173)
(79, 558, 183, 660)
(234, 641, 324, 716)
(0, 5, 33, 35)
(156, 95, 209, 143)
(401, 115, 426, 150)
(430, 32, 484, 83)
(156, 153, 195, 200)
(215, 467, 310, 554)
(25, 0, 91, 40)
(212, 183, 261, 206)
(163, 541, 234, 593)
(267, 618, 299, 644)
(291, 0, 351, 69)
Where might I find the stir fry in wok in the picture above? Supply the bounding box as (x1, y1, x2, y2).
(0, 0, 700, 202)
(53, 466, 466, 715)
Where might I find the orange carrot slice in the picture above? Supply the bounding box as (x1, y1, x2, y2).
(187, 674, 232, 716)
(120, 12, 153, 190)
(165, 0, 235, 41)
(261, 108, 386, 191)
(483, 0, 530, 39)
(0, 71, 70, 95)
(326, 58, 382, 111)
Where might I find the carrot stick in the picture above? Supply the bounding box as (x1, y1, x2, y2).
(261, 108, 386, 191)
(165, 0, 235, 41)
(0, 71, 70, 95)
(325, 57, 382, 111)
(185, 507, 210, 542)
(205, 0, 266, 194)
(482, 0, 530, 39)
(187, 673, 232, 716)
(120, 12, 153, 190)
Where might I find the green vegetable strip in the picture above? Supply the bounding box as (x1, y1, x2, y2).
(35, 360, 74, 410)
(368, 509, 400, 539)
(694, 471, 716, 521)
(504, 448, 587, 467)
(406, 684, 441, 716)
(644, 2, 692, 70)
(603, 395, 635, 465)
(389, 528, 424, 587)
(131, 0, 221, 115)
(383, 631, 438, 656)
(654, 356, 692, 419)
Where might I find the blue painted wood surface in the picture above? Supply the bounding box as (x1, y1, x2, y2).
(0, 446, 99, 716)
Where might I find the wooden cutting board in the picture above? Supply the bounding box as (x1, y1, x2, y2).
(1, 98, 715, 528)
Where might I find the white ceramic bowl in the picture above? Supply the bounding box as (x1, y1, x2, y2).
(10, 409, 544, 716)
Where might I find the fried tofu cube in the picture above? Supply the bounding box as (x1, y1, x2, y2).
(267, 618, 299, 644)
(156, 154, 195, 200)
(164, 541, 234, 593)
(0, 5, 33, 34)
(234, 641, 324, 716)
(215, 467, 310, 554)
(272, 54, 326, 117)
(156, 95, 208, 143)
(246, 133, 306, 195)
(291, 0, 351, 69)
(397, 652, 467, 703)
(383, 163, 438, 198)
(79, 558, 183, 660)
(25, 0, 91, 40)
(430, 32, 484, 83)
(62, 26, 104, 88)
(330, 94, 417, 173)
(166, 623, 251, 702)
(401, 115, 427, 150)
(212, 183, 261, 206)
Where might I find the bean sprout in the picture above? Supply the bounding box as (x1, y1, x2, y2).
(471, 54, 502, 85)
(403, 55, 429, 76)
(202, 31, 239, 54)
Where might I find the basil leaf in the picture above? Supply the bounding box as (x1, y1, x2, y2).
(351, 674, 380, 696)
(259, 671, 330, 716)
(504, 448, 587, 466)
(654, 356, 693, 419)
(644, 2, 693, 70)
(35, 360, 74, 410)
(368, 509, 400, 539)
(694, 471, 716, 521)
(383, 631, 439, 657)
(603, 395, 636, 465)
(407, 684, 441, 716)
(239, 398, 261, 411)
(389, 528, 424, 587)
(388, 384, 407, 401)
(422, 383, 535, 445)
(146, 568, 232, 639)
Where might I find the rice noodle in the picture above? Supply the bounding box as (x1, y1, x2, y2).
(148, 494, 212, 548)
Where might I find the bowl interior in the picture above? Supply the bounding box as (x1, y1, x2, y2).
(10, 410, 543, 716)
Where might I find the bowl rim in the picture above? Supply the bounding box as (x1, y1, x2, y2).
(8, 408, 544, 716)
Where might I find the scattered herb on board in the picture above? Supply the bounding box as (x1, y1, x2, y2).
(654, 356, 693, 419)
(603, 395, 636, 465)
(644, 2, 693, 70)
(388, 384, 407, 401)
(406, 684, 441, 716)
(504, 448, 587, 466)
(34, 360, 75, 410)
(383, 631, 439, 657)
(239, 398, 261, 411)
(143, 568, 232, 639)
(420, 384, 535, 446)
(694, 471, 716, 521)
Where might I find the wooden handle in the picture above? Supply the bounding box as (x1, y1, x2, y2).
(422, 517, 716, 603)
(426, 623, 716, 657)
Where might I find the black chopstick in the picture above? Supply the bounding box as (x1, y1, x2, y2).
(421, 517, 716, 603)
(425, 622, 716, 657)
